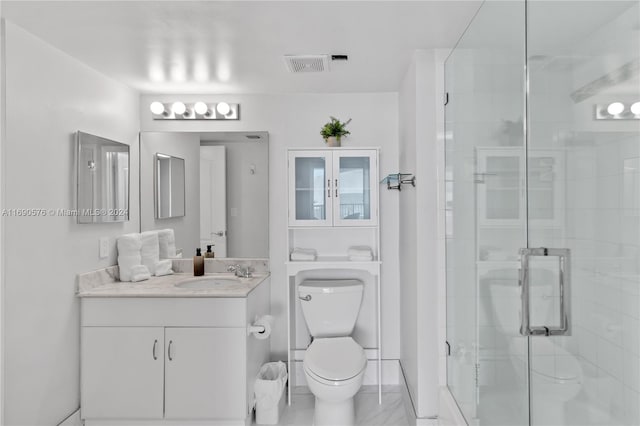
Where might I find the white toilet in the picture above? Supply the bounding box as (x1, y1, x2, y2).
(298, 279, 367, 426)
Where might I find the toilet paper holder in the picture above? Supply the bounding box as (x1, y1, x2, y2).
(247, 324, 266, 335)
(247, 315, 273, 339)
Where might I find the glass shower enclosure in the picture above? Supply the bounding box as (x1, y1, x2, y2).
(445, 1, 640, 425)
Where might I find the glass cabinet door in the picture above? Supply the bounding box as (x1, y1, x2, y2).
(288, 151, 333, 226)
(332, 150, 378, 226)
(476, 148, 525, 227)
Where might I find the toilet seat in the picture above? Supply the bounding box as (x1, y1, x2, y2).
(530, 356, 581, 383)
(304, 337, 366, 381)
(510, 339, 583, 383)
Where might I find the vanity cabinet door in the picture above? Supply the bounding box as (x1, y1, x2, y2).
(81, 327, 164, 419)
(164, 327, 246, 419)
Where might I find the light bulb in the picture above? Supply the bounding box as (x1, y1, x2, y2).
(630, 101, 640, 116)
(216, 102, 231, 116)
(607, 102, 625, 116)
(172, 101, 186, 115)
(194, 102, 209, 115)
(150, 102, 165, 115)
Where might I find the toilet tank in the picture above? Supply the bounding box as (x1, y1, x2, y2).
(298, 279, 364, 338)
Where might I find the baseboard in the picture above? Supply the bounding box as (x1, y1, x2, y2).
(293, 358, 400, 387)
(437, 386, 467, 426)
(58, 409, 82, 426)
(398, 363, 438, 426)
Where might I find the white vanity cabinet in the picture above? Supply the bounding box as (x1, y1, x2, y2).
(80, 277, 270, 426)
(288, 149, 378, 227)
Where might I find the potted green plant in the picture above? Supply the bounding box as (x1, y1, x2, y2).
(320, 116, 352, 147)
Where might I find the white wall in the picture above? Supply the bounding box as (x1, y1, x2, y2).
(2, 21, 140, 425)
(139, 131, 200, 252)
(398, 50, 444, 418)
(140, 93, 400, 361)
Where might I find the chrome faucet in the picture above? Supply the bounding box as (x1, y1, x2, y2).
(227, 264, 252, 278)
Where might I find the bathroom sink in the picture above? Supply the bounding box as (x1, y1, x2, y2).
(176, 277, 240, 289)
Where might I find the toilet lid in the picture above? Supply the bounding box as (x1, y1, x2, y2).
(304, 337, 367, 381)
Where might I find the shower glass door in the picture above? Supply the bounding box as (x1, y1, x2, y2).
(446, 1, 640, 425)
(527, 2, 640, 425)
(445, 1, 528, 424)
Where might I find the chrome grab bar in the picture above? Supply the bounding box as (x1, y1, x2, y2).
(519, 247, 571, 336)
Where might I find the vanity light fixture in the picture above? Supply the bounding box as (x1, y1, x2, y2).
(194, 101, 209, 116)
(149, 101, 166, 115)
(216, 101, 231, 116)
(595, 101, 640, 120)
(607, 102, 625, 116)
(172, 102, 187, 115)
(150, 101, 240, 120)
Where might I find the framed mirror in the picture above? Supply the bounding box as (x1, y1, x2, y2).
(155, 153, 186, 219)
(76, 131, 129, 223)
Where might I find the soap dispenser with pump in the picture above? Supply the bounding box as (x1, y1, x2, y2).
(194, 248, 204, 276)
(205, 244, 215, 259)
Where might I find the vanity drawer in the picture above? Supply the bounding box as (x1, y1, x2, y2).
(81, 297, 247, 327)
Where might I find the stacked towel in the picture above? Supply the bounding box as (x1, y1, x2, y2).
(141, 231, 160, 275)
(290, 247, 317, 261)
(158, 229, 177, 259)
(348, 246, 373, 261)
(130, 265, 151, 282)
(117, 233, 142, 281)
(154, 259, 174, 277)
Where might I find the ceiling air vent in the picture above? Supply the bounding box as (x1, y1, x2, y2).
(283, 55, 330, 73)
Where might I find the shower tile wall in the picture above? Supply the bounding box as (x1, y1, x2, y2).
(563, 133, 640, 424)
(527, 3, 640, 423)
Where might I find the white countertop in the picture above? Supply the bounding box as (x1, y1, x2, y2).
(77, 272, 270, 298)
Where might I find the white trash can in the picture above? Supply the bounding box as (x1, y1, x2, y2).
(254, 361, 288, 425)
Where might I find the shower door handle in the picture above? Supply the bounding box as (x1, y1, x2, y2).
(519, 247, 571, 337)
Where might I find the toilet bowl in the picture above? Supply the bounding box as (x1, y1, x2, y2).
(304, 337, 367, 426)
(490, 280, 583, 425)
(298, 279, 366, 426)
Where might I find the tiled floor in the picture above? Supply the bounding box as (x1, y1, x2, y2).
(264, 386, 410, 426)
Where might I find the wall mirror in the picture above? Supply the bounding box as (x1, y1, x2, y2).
(155, 153, 186, 219)
(76, 131, 129, 223)
(140, 131, 269, 258)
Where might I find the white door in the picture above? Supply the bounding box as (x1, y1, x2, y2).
(164, 327, 246, 419)
(81, 327, 164, 420)
(332, 150, 378, 226)
(288, 150, 333, 227)
(200, 145, 227, 257)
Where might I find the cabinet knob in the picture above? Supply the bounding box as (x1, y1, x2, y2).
(168, 340, 173, 361)
(152, 339, 158, 360)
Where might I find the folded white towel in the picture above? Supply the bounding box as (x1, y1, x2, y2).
(349, 254, 373, 262)
(140, 231, 160, 274)
(347, 246, 373, 257)
(118, 254, 141, 282)
(155, 259, 173, 277)
(291, 253, 317, 261)
(158, 229, 177, 259)
(117, 233, 142, 256)
(290, 247, 317, 261)
(130, 265, 151, 282)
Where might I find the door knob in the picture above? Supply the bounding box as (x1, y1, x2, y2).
(212, 231, 225, 237)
